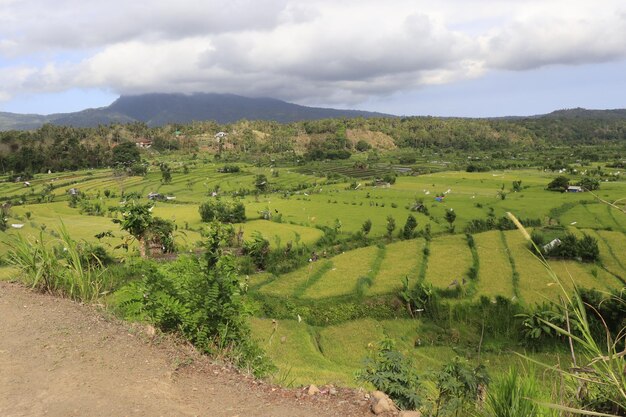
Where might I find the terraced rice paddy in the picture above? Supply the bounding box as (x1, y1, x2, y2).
(303, 246, 379, 299)
(473, 231, 515, 299)
(368, 239, 424, 295)
(1, 160, 625, 388)
(424, 234, 473, 290)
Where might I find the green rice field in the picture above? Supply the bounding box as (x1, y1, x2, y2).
(1, 159, 625, 387)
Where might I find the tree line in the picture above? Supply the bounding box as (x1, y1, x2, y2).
(1, 115, 626, 175)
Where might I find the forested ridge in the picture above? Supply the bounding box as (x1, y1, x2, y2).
(1, 115, 625, 175)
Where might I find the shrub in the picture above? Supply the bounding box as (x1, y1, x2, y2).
(0, 204, 9, 232)
(445, 209, 456, 230)
(128, 162, 147, 176)
(159, 162, 172, 184)
(147, 217, 176, 254)
(243, 231, 270, 270)
(386, 215, 396, 240)
(516, 302, 565, 347)
(254, 174, 269, 192)
(355, 140, 371, 151)
(56, 242, 114, 269)
(217, 165, 241, 173)
(78, 199, 105, 216)
(361, 219, 372, 236)
(432, 357, 490, 417)
(399, 280, 439, 320)
(466, 164, 491, 172)
(115, 223, 274, 376)
(356, 338, 422, 410)
(199, 200, 246, 223)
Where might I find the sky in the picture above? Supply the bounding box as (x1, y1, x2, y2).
(1, 0, 625, 117)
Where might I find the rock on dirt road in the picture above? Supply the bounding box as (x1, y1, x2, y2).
(0, 281, 371, 417)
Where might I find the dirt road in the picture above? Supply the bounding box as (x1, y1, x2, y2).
(0, 282, 370, 417)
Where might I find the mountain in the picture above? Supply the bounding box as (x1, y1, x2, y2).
(0, 93, 392, 130)
(3, 96, 626, 131)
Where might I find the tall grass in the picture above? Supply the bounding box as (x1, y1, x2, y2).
(479, 367, 553, 417)
(507, 212, 626, 416)
(7, 224, 105, 302)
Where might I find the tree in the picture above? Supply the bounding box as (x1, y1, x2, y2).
(362, 219, 372, 236)
(577, 233, 600, 262)
(444, 209, 456, 232)
(401, 214, 417, 239)
(159, 162, 172, 184)
(578, 177, 600, 191)
(546, 176, 570, 192)
(112, 200, 168, 258)
(111, 141, 140, 167)
(254, 174, 268, 193)
(386, 215, 396, 240)
(512, 180, 522, 192)
(0, 204, 9, 232)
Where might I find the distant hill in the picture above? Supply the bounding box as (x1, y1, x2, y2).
(539, 107, 626, 120)
(2, 96, 626, 131)
(0, 112, 52, 131)
(0, 93, 392, 131)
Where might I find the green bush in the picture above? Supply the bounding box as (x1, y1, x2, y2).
(243, 231, 270, 270)
(432, 357, 489, 417)
(199, 199, 246, 223)
(355, 140, 371, 151)
(535, 232, 600, 262)
(217, 164, 241, 173)
(0, 204, 9, 232)
(115, 223, 274, 377)
(356, 338, 422, 410)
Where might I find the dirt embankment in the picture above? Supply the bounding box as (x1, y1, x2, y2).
(0, 281, 371, 417)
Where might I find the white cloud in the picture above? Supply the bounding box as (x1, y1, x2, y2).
(1, 0, 625, 107)
(483, 4, 626, 70)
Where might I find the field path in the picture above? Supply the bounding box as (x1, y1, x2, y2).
(0, 282, 369, 417)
